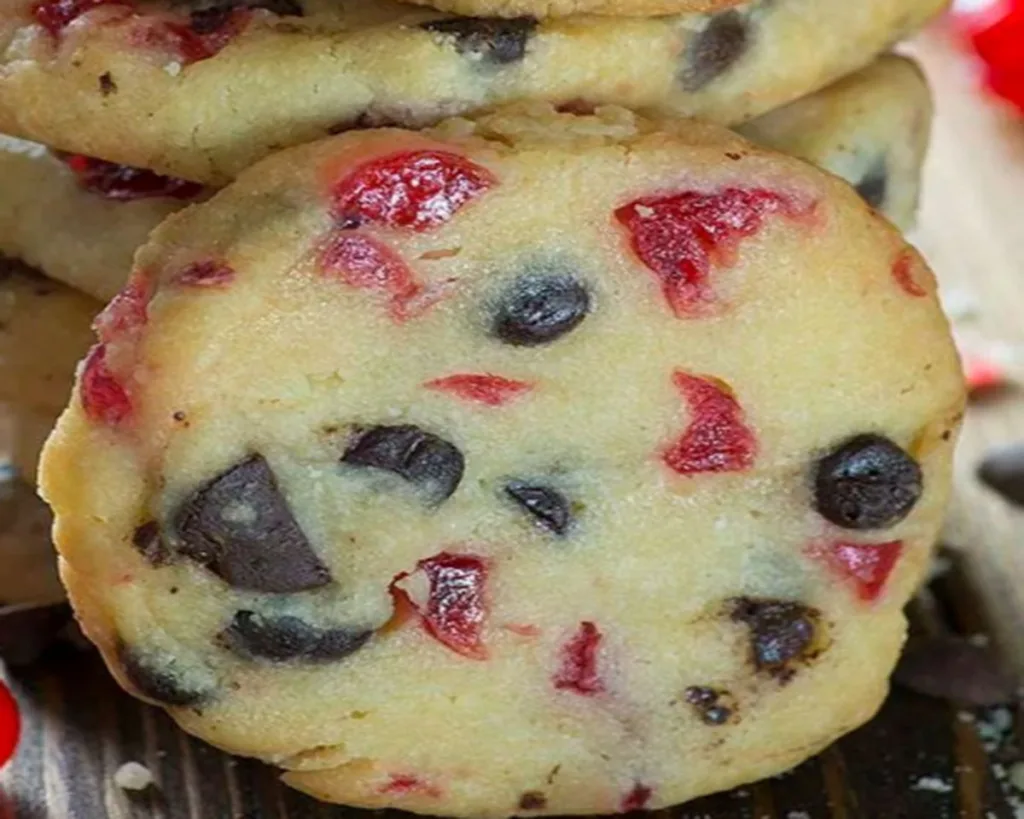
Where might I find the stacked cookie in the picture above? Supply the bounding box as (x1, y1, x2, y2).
(0, 0, 964, 814)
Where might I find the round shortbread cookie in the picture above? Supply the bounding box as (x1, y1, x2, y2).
(40, 106, 963, 817)
(0, 0, 945, 183)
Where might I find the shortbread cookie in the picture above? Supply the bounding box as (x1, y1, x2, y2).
(739, 55, 932, 232)
(400, 0, 741, 21)
(0, 0, 946, 183)
(39, 107, 964, 816)
(0, 58, 931, 303)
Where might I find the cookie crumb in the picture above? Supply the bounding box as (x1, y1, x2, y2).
(114, 761, 154, 791)
(911, 775, 953, 793)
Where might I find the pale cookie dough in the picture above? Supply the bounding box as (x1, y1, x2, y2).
(40, 106, 964, 816)
(739, 54, 932, 233)
(0, 0, 946, 183)
(0, 57, 931, 303)
(400, 0, 742, 21)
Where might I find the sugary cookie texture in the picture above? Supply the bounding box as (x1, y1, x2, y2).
(0, 57, 930, 303)
(0, 0, 945, 182)
(41, 107, 965, 817)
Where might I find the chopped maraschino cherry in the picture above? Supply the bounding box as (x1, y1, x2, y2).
(32, 0, 133, 37)
(331, 150, 495, 231)
(615, 187, 812, 317)
(62, 154, 204, 201)
(0, 678, 20, 770)
(663, 371, 756, 475)
(424, 374, 533, 406)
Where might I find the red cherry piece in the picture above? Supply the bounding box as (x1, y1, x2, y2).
(378, 774, 442, 798)
(620, 783, 653, 813)
(31, 0, 132, 37)
(424, 374, 533, 406)
(80, 344, 132, 425)
(62, 154, 204, 201)
(175, 259, 235, 287)
(331, 150, 495, 231)
(614, 187, 811, 318)
(94, 272, 151, 344)
(663, 371, 756, 476)
(813, 540, 903, 602)
(553, 621, 604, 696)
(891, 251, 926, 298)
(417, 553, 489, 660)
(0, 679, 20, 770)
(130, 9, 248, 65)
(320, 232, 442, 321)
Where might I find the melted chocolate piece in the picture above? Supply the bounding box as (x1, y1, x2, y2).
(855, 159, 889, 211)
(814, 434, 923, 530)
(98, 72, 117, 95)
(132, 521, 171, 566)
(684, 685, 733, 725)
(519, 791, 548, 810)
(491, 273, 590, 347)
(172, 455, 332, 593)
(894, 634, 1018, 707)
(504, 481, 572, 536)
(120, 648, 212, 707)
(420, 17, 537, 66)
(342, 425, 464, 503)
(219, 611, 372, 662)
(977, 442, 1024, 507)
(729, 598, 819, 681)
(680, 11, 750, 91)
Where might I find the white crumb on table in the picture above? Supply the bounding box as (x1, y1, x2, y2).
(114, 761, 155, 791)
(912, 775, 954, 793)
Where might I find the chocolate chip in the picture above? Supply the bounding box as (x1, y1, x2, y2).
(491, 273, 590, 347)
(729, 598, 819, 681)
(98, 72, 117, 96)
(420, 17, 537, 66)
(978, 442, 1024, 507)
(814, 434, 923, 530)
(132, 521, 171, 566)
(219, 611, 372, 662)
(504, 481, 572, 536)
(172, 454, 332, 593)
(120, 648, 212, 706)
(519, 791, 548, 810)
(188, 6, 234, 33)
(342, 425, 464, 504)
(895, 634, 1018, 707)
(680, 11, 749, 91)
(855, 159, 888, 211)
(684, 686, 733, 725)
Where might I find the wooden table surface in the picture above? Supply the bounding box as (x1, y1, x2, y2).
(4, 22, 1024, 819)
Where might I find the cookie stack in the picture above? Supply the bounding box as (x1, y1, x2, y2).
(0, 0, 964, 814)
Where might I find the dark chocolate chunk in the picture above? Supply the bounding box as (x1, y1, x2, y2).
(120, 648, 212, 706)
(219, 611, 372, 662)
(342, 425, 464, 503)
(420, 17, 537, 66)
(0, 602, 72, 666)
(814, 434, 923, 530)
(894, 634, 1018, 707)
(518, 791, 548, 811)
(132, 520, 172, 566)
(684, 685, 733, 725)
(977, 442, 1024, 507)
(98, 72, 117, 96)
(854, 159, 889, 211)
(172, 454, 332, 593)
(729, 598, 819, 680)
(491, 273, 590, 347)
(504, 481, 572, 536)
(680, 11, 749, 91)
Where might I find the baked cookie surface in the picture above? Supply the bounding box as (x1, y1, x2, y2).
(40, 107, 964, 817)
(0, 0, 945, 183)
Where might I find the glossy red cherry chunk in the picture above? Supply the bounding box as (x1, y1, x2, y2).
(331, 150, 494, 231)
(62, 155, 204, 201)
(663, 372, 756, 475)
(553, 621, 604, 696)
